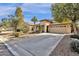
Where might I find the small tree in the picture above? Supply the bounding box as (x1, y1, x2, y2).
(11, 16, 18, 31)
(1, 18, 11, 29)
(51, 3, 79, 34)
(5, 15, 18, 31)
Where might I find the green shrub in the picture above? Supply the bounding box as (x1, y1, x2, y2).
(70, 35, 79, 39)
(22, 28, 29, 33)
(14, 32, 20, 37)
(70, 39, 79, 53)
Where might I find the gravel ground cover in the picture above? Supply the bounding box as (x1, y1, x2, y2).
(50, 35, 79, 56)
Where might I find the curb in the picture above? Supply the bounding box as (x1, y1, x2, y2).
(0, 34, 65, 56)
(4, 43, 19, 56)
(0, 37, 34, 56)
(0, 36, 19, 56)
(48, 35, 65, 55)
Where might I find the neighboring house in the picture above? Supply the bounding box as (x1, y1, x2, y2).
(29, 24, 40, 33)
(29, 24, 35, 33)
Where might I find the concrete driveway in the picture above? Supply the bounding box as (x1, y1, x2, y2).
(1, 33, 65, 56)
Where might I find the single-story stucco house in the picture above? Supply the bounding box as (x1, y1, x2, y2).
(29, 19, 72, 34)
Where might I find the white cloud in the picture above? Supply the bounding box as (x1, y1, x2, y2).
(0, 3, 52, 21)
(22, 3, 51, 8)
(21, 3, 51, 14)
(0, 6, 16, 17)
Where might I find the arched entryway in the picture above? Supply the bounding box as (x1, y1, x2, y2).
(39, 19, 51, 33)
(47, 26, 49, 32)
(40, 25, 49, 33)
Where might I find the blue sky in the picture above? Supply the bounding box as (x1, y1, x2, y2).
(0, 3, 52, 22)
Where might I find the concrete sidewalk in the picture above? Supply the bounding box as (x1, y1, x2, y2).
(0, 33, 65, 56)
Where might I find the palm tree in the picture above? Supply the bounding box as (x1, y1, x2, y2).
(31, 16, 38, 32)
(31, 16, 38, 25)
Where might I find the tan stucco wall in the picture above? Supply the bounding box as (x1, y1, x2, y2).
(48, 24, 71, 34)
